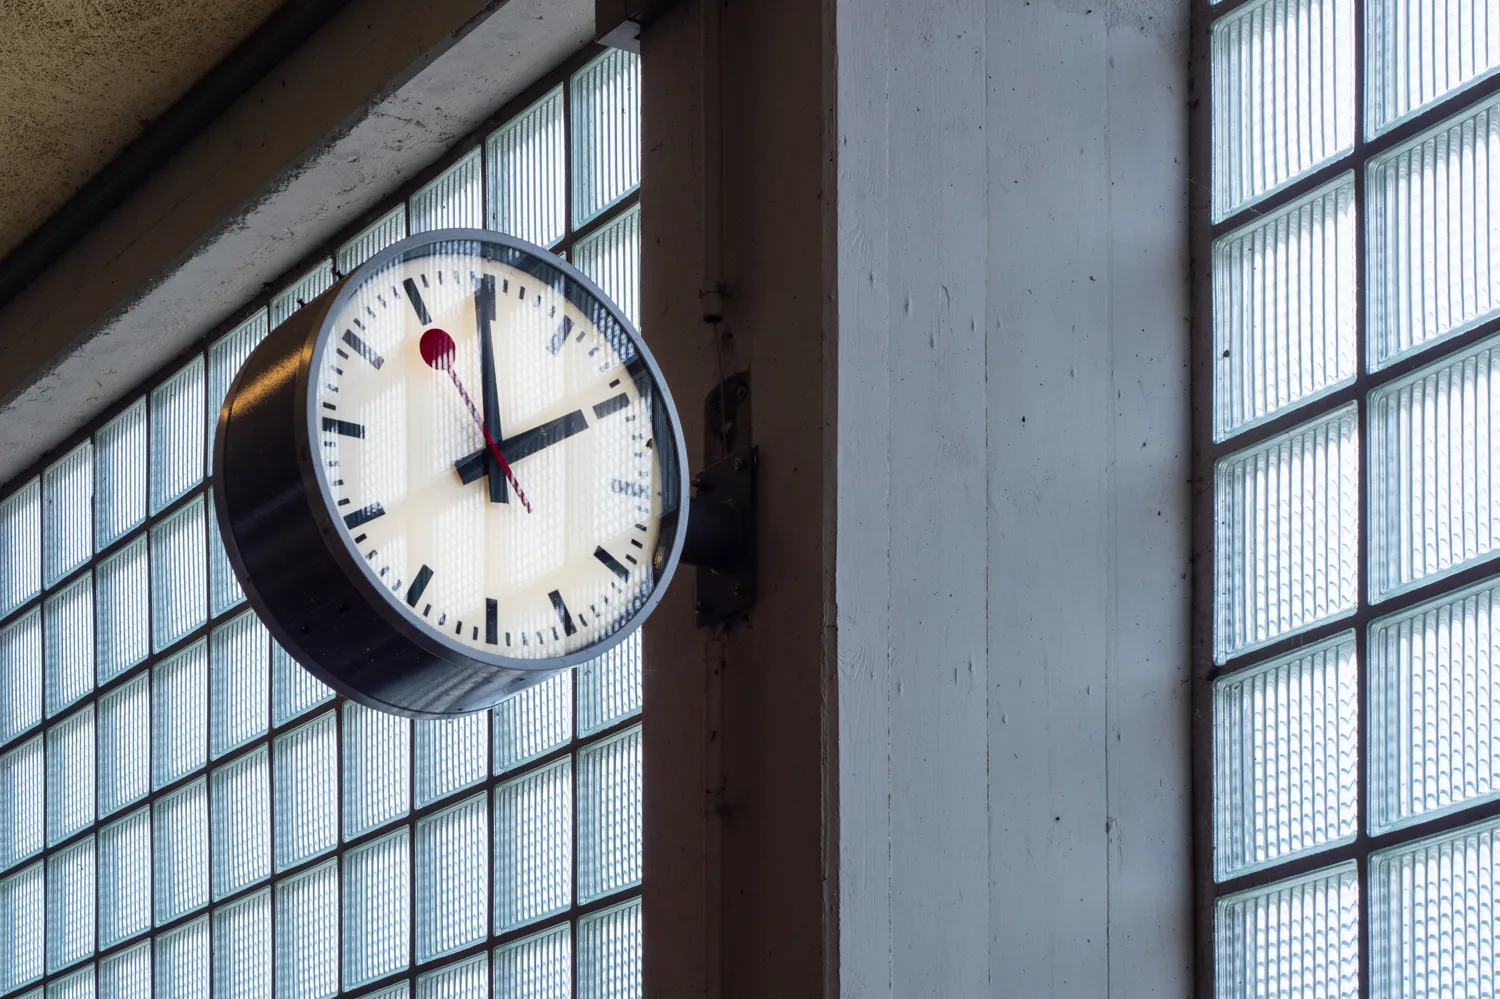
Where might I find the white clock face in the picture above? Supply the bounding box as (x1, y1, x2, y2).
(307, 239, 675, 664)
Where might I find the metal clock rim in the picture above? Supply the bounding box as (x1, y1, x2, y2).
(293, 226, 690, 683)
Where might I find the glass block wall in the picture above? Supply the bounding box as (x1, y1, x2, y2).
(1203, 0, 1500, 995)
(0, 47, 643, 999)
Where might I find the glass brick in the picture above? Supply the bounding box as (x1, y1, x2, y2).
(416, 712, 488, 807)
(150, 495, 207, 653)
(152, 640, 207, 789)
(207, 310, 269, 450)
(98, 673, 150, 818)
(210, 610, 268, 758)
(207, 488, 246, 617)
(99, 941, 150, 999)
(1368, 0, 1500, 135)
(1215, 404, 1359, 661)
(213, 890, 271, 999)
(270, 260, 334, 330)
(579, 633, 640, 736)
(417, 953, 487, 999)
(1369, 93, 1500, 367)
(342, 827, 410, 989)
(49, 965, 93, 999)
(154, 916, 208, 999)
(494, 670, 571, 772)
(98, 807, 151, 949)
(364, 985, 409, 999)
(578, 725, 642, 902)
(573, 204, 641, 328)
(1371, 331, 1500, 598)
(342, 702, 409, 840)
(494, 923, 570, 999)
(274, 711, 337, 871)
(44, 572, 93, 717)
(0, 735, 42, 871)
(571, 50, 641, 227)
(94, 399, 147, 550)
(1, 862, 44, 993)
(1371, 814, 1500, 999)
(338, 206, 407, 276)
(1214, 862, 1359, 999)
(153, 778, 207, 925)
(96, 535, 148, 684)
(1371, 575, 1500, 832)
(577, 897, 642, 999)
(410, 148, 482, 233)
(149, 357, 205, 514)
(0, 608, 41, 746)
(272, 641, 331, 728)
(0, 478, 41, 621)
(274, 859, 338, 999)
(46, 835, 94, 972)
(1211, 0, 1355, 220)
(46, 704, 94, 845)
(1214, 633, 1358, 879)
(43, 442, 92, 587)
(416, 791, 488, 962)
(210, 746, 270, 900)
(487, 86, 566, 247)
(494, 757, 571, 933)
(1212, 174, 1357, 440)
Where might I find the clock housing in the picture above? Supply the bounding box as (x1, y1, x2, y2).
(214, 230, 687, 717)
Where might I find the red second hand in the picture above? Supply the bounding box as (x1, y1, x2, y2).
(420, 328, 532, 513)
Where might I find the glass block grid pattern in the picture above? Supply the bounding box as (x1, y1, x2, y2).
(0, 46, 643, 999)
(1203, 0, 1500, 991)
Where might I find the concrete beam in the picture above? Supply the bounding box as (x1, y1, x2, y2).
(0, 0, 594, 485)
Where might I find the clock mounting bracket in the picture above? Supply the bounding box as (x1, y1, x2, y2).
(681, 372, 757, 627)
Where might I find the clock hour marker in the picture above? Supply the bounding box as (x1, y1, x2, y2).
(402, 278, 432, 325)
(341, 330, 385, 369)
(548, 590, 578, 637)
(612, 479, 649, 499)
(548, 316, 574, 355)
(594, 546, 631, 582)
(323, 418, 365, 438)
(405, 565, 434, 608)
(486, 599, 498, 645)
(343, 503, 385, 529)
(592, 393, 630, 419)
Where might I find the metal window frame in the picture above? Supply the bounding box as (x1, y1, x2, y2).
(0, 41, 643, 999)
(1191, 2, 1500, 996)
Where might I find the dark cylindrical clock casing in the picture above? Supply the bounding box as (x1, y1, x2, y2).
(215, 284, 543, 717)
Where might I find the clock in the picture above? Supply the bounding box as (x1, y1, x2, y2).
(213, 229, 688, 717)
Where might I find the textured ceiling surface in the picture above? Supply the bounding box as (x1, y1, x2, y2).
(0, 0, 287, 259)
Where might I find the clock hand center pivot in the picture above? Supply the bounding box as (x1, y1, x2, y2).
(419, 328, 532, 513)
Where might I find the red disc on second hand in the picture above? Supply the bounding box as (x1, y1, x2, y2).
(419, 328, 456, 370)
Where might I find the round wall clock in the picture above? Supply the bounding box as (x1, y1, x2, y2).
(214, 229, 688, 717)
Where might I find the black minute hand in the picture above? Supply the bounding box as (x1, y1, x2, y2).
(455, 410, 589, 485)
(474, 275, 506, 503)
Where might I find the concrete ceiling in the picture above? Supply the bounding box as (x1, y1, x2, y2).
(0, 0, 287, 259)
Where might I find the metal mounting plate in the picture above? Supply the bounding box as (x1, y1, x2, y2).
(692, 447, 757, 627)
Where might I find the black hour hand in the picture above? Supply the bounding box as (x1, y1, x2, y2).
(455, 410, 589, 488)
